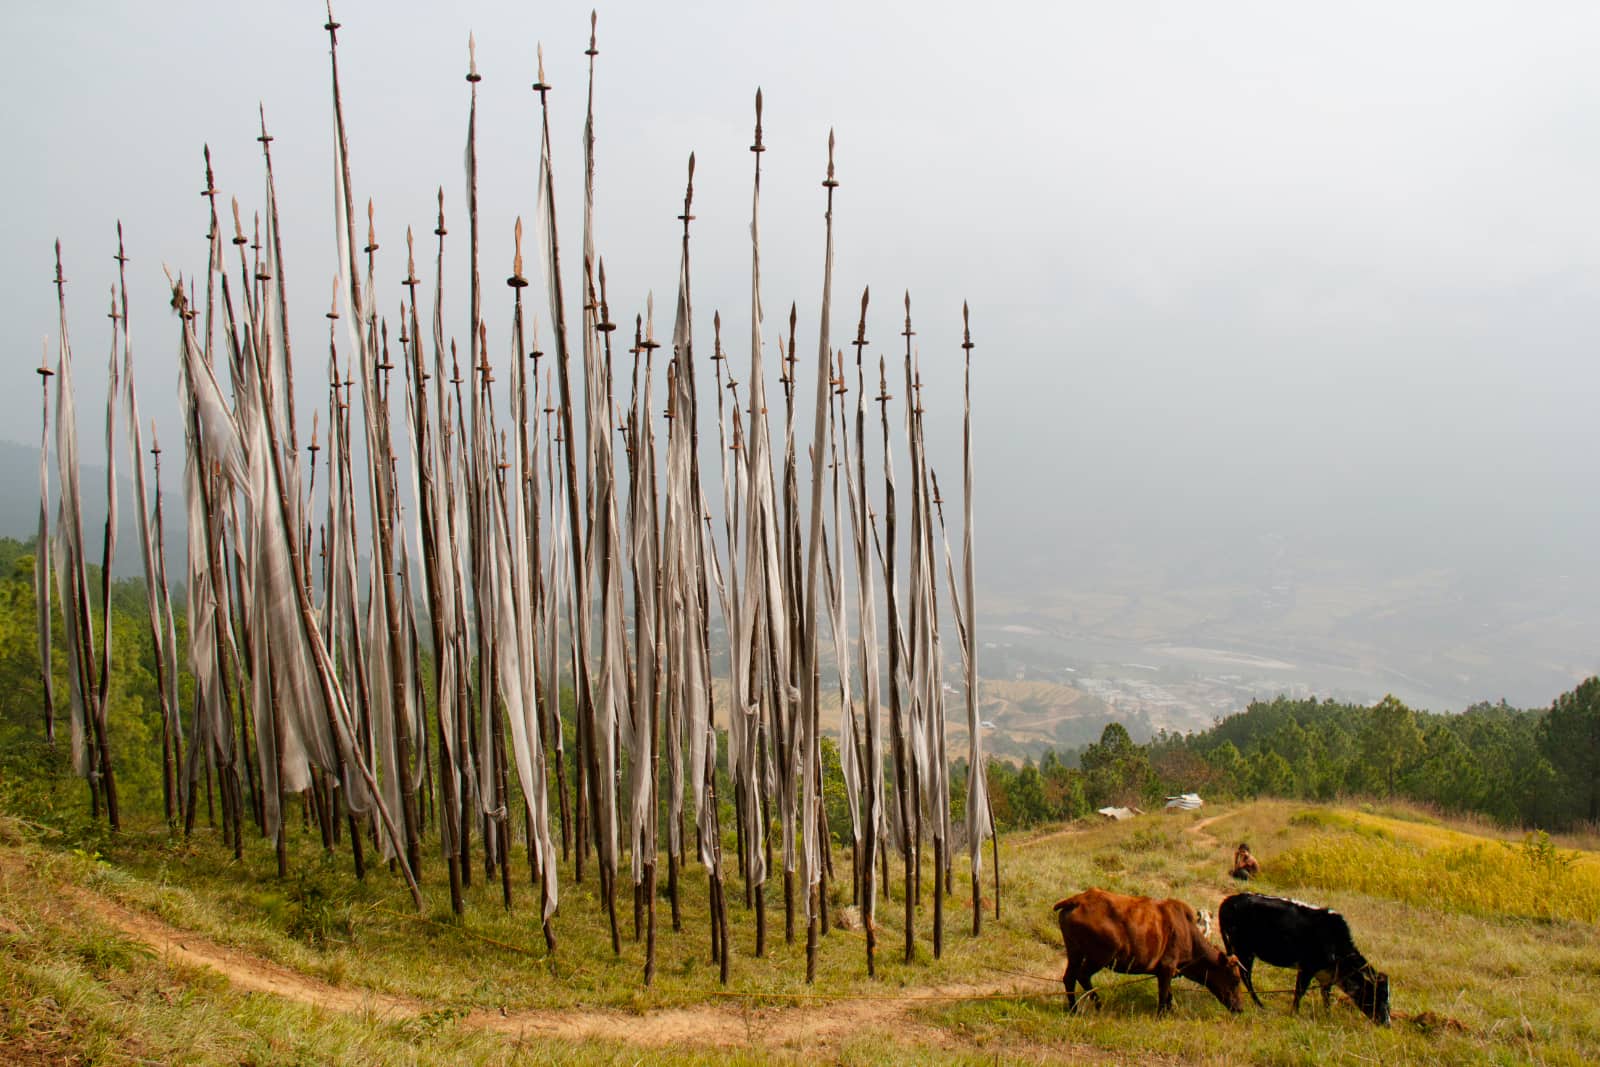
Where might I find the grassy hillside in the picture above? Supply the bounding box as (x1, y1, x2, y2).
(2, 799, 1596, 1064)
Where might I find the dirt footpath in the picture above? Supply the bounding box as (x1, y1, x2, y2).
(72, 884, 1026, 1052)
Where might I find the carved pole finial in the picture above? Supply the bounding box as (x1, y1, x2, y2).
(508, 217, 527, 288)
(679, 153, 696, 230)
(643, 292, 660, 353)
(403, 227, 419, 288)
(533, 43, 550, 96)
(594, 258, 616, 334)
(852, 286, 871, 366)
(201, 143, 217, 202)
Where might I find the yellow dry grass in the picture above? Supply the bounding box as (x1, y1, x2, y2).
(1270, 808, 1600, 924)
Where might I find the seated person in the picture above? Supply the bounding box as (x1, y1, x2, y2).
(1231, 841, 1260, 880)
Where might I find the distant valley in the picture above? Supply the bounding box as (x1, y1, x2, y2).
(973, 526, 1600, 755)
(8, 434, 1596, 762)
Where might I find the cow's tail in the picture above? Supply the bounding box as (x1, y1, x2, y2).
(1053, 897, 1079, 949)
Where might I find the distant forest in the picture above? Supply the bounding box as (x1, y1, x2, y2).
(967, 687, 1600, 835)
(1, 535, 1595, 842)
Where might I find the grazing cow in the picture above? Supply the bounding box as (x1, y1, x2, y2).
(1053, 888, 1245, 1014)
(1218, 893, 1391, 1025)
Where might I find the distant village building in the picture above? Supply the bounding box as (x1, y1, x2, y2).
(1097, 806, 1142, 821)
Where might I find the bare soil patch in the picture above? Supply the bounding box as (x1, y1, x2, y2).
(70, 885, 423, 1020)
(1183, 812, 1238, 843)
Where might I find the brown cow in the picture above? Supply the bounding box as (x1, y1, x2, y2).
(1054, 888, 1245, 1014)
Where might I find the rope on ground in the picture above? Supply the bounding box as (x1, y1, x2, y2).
(699, 966, 1178, 1007)
(982, 963, 1312, 1005)
(703, 986, 1039, 1004)
(982, 963, 1061, 985)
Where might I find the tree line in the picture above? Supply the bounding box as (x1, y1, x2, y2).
(969, 689, 1600, 833)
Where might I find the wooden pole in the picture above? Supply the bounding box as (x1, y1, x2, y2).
(848, 290, 879, 976)
(93, 270, 122, 829)
(405, 228, 464, 915)
(36, 353, 56, 746)
(877, 359, 914, 964)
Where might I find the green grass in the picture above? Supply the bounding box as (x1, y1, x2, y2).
(3, 799, 1599, 1063)
(0, 838, 521, 1064)
(80, 821, 1038, 1014)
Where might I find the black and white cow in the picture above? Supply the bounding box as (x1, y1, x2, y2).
(1218, 893, 1391, 1024)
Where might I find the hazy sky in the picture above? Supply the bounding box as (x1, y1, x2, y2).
(5, 2, 1600, 701)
